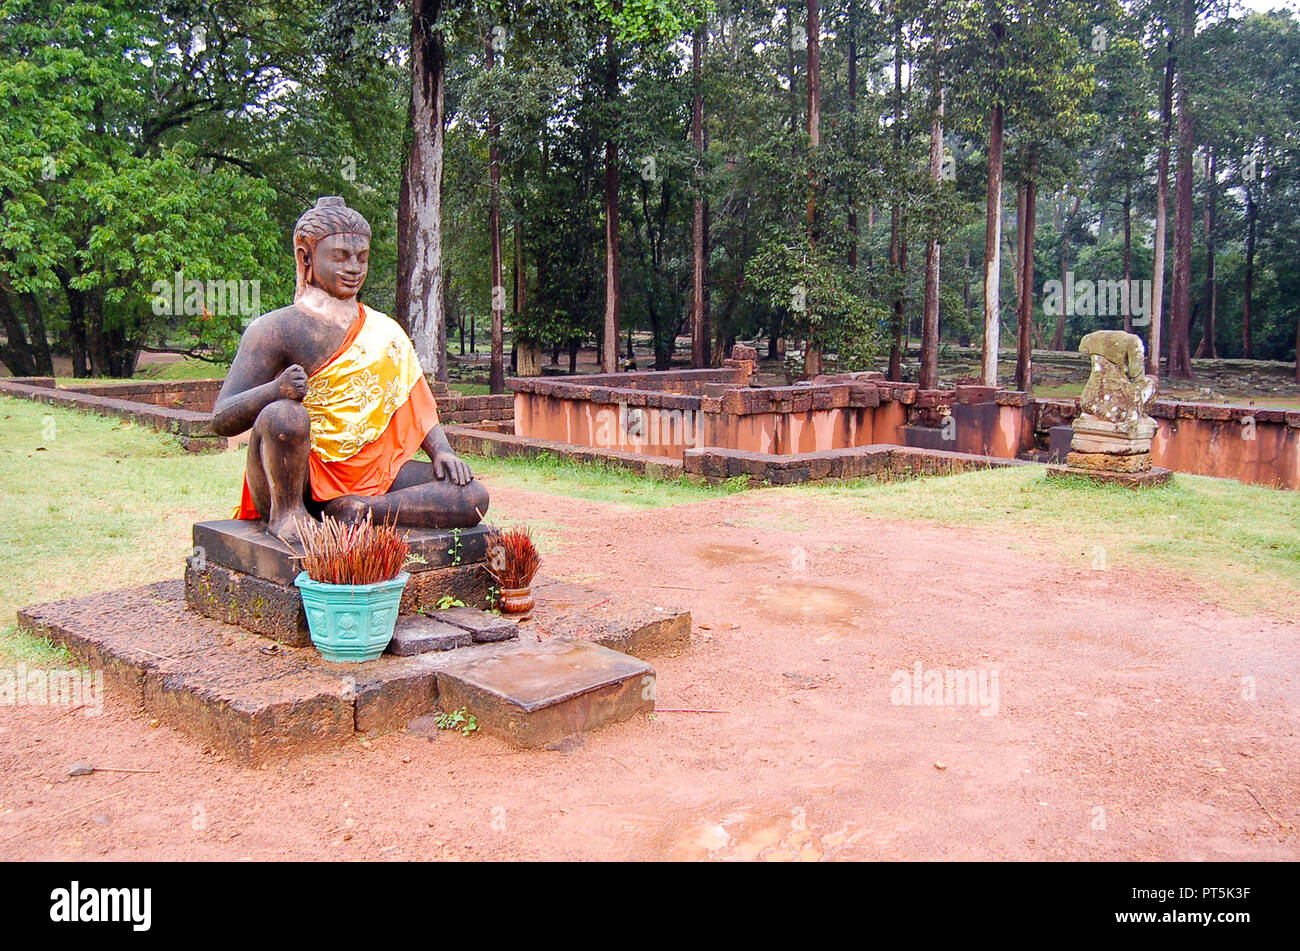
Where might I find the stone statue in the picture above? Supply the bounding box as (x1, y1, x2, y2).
(1069, 330, 1159, 470)
(212, 197, 488, 547)
(1076, 330, 1157, 430)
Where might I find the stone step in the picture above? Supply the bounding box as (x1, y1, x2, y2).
(431, 605, 518, 642)
(434, 639, 655, 749)
(193, 519, 494, 586)
(17, 579, 675, 763)
(387, 615, 471, 655)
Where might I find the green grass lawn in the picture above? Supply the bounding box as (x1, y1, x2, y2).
(0, 397, 738, 663)
(790, 466, 1300, 618)
(53, 356, 230, 385)
(1, 394, 1296, 666)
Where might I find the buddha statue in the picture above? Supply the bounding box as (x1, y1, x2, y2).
(211, 196, 488, 547)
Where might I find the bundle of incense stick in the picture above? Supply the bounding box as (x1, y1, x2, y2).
(485, 525, 541, 589)
(295, 513, 410, 586)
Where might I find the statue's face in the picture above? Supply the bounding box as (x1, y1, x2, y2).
(304, 233, 369, 299)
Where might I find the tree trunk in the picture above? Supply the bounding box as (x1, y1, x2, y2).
(398, 0, 446, 380)
(1122, 181, 1133, 334)
(602, 35, 620, 374)
(919, 76, 943, 390)
(0, 292, 37, 377)
(1243, 185, 1256, 359)
(1014, 158, 1037, 391)
(801, 0, 822, 379)
(1052, 193, 1082, 350)
(690, 24, 708, 369)
(887, 16, 904, 382)
(1150, 38, 1173, 378)
(1014, 180, 1026, 318)
(487, 33, 505, 394)
(846, 1, 858, 270)
(513, 224, 527, 318)
(1196, 148, 1217, 358)
(1167, 1, 1196, 380)
(981, 101, 1004, 386)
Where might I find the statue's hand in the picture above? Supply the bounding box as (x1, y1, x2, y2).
(277, 364, 308, 401)
(433, 450, 473, 487)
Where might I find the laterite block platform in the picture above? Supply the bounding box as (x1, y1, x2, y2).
(185, 519, 495, 646)
(18, 579, 689, 763)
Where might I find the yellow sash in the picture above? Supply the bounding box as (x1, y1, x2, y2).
(303, 305, 425, 462)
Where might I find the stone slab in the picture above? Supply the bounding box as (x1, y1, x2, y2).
(1070, 415, 1156, 455)
(184, 561, 494, 645)
(1046, 465, 1174, 488)
(518, 577, 692, 657)
(18, 578, 678, 760)
(387, 615, 472, 655)
(18, 581, 356, 763)
(1048, 425, 1075, 462)
(435, 638, 655, 748)
(432, 606, 519, 643)
(1065, 450, 1153, 473)
(185, 561, 312, 646)
(192, 519, 493, 586)
(1070, 432, 1153, 455)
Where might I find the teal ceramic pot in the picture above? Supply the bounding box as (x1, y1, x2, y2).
(294, 571, 409, 663)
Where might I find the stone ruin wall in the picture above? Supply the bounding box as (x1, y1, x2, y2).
(511, 370, 1300, 490)
(2, 370, 1296, 488)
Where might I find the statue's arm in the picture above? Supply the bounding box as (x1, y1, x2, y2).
(421, 424, 473, 486)
(211, 319, 306, 436)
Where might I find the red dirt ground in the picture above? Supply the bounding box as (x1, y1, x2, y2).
(2, 485, 1297, 861)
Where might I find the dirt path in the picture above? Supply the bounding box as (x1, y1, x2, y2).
(2, 485, 1297, 861)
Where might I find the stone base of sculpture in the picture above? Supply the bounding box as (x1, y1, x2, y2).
(1049, 330, 1173, 489)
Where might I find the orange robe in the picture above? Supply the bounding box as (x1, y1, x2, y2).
(236, 304, 440, 520)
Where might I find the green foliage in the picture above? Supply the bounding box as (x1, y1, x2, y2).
(434, 707, 480, 734)
(750, 231, 885, 371)
(2, 0, 1298, 379)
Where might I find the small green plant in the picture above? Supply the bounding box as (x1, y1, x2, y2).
(434, 707, 478, 735)
(448, 527, 463, 566)
(434, 595, 467, 610)
(486, 584, 500, 610)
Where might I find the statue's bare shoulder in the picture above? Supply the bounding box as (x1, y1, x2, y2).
(240, 304, 305, 346)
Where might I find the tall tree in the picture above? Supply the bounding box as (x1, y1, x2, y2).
(919, 2, 944, 390)
(980, 18, 1006, 386)
(1149, 31, 1173, 376)
(486, 26, 506, 393)
(1166, 0, 1199, 379)
(803, 0, 823, 378)
(691, 21, 709, 368)
(398, 0, 447, 379)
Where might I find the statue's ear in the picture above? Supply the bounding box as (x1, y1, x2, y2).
(297, 244, 314, 283)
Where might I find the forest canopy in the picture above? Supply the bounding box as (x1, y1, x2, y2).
(1, 0, 1297, 385)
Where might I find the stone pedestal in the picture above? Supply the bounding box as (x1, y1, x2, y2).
(1069, 416, 1155, 455)
(19, 578, 686, 762)
(185, 519, 497, 647)
(1052, 417, 1171, 486)
(1048, 331, 1172, 489)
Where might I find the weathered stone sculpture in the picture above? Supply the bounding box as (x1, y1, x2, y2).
(1051, 330, 1171, 486)
(211, 197, 489, 546)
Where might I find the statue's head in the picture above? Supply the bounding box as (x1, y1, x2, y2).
(293, 196, 372, 301)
